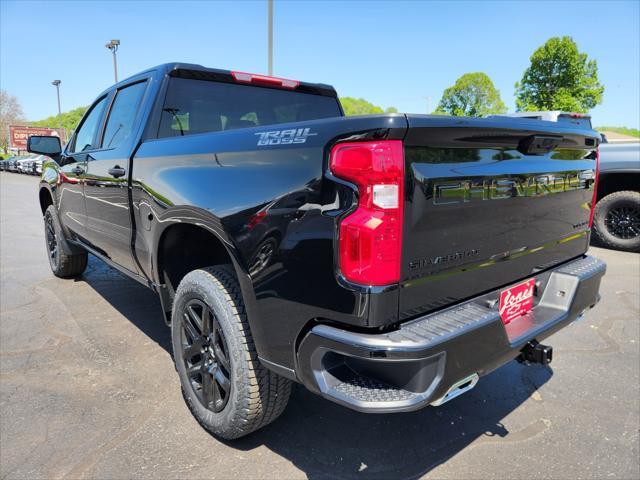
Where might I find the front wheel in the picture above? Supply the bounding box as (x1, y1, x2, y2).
(593, 191, 640, 252)
(44, 205, 88, 278)
(171, 266, 292, 439)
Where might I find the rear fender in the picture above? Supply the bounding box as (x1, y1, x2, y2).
(150, 206, 262, 351)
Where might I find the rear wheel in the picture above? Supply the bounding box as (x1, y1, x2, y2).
(593, 191, 640, 252)
(172, 266, 292, 439)
(44, 205, 88, 278)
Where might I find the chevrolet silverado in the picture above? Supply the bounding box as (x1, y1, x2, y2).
(28, 63, 606, 439)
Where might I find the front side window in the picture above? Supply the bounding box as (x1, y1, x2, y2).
(102, 81, 147, 149)
(157, 77, 341, 138)
(71, 96, 108, 153)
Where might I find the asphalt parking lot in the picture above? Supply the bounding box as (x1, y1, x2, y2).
(1, 171, 638, 480)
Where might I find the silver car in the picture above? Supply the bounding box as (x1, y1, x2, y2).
(15, 155, 35, 173)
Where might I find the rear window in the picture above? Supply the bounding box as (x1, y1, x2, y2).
(157, 77, 341, 138)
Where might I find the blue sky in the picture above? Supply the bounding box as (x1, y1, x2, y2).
(1, 0, 639, 127)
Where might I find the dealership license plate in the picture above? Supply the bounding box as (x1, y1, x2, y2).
(499, 278, 535, 325)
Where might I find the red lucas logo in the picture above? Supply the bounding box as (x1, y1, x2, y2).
(499, 278, 535, 324)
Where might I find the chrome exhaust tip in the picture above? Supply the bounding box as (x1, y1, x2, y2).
(431, 373, 479, 406)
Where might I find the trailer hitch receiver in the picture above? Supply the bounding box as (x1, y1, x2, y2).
(517, 340, 553, 365)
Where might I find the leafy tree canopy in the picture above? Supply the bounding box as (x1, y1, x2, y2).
(30, 106, 88, 134)
(340, 97, 397, 116)
(515, 36, 604, 113)
(435, 72, 507, 117)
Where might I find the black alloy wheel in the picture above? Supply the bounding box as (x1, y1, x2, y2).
(604, 205, 640, 240)
(45, 211, 59, 269)
(171, 266, 292, 439)
(180, 298, 232, 413)
(593, 191, 640, 252)
(42, 205, 88, 278)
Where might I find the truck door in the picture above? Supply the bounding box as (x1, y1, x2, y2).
(57, 95, 110, 240)
(83, 80, 148, 274)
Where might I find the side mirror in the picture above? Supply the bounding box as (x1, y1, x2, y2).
(27, 135, 62, 156)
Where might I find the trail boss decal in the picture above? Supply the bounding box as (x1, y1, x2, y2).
(255, 128, 317, 146)
(499, 278, 535, 324)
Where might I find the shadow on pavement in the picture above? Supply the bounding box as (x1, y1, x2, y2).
(233, 363, 551, 479)
(80, 256, 552, 480)
(79, 256, 172, 353)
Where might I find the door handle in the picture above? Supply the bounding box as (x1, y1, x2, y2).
(108, 166, 126, 178)
(72, 166, 85, 175)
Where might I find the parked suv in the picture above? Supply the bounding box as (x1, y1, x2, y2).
(28, 63, 606, 439)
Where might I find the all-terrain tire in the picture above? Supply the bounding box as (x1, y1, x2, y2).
(171, 266, 292, 439)
(44, 205, 88, 278)
(593, 191, 640, 252)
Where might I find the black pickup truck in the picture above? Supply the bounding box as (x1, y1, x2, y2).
(28, 63, 606, 439)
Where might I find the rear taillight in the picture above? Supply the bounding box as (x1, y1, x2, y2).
(231, 71, 300, 89)
(589, 148, 600, 228)
(330, 140, 404, 286)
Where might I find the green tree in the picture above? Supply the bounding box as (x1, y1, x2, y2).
(515, 36, 604, 113)
(435, 72, 507, 117)
(30, 106, 88, 136)
(340, 97, 397, 116)
(0, 90, 26, 153)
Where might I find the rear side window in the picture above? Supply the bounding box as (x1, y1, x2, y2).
(71, 96, 108, 153)
(102, 81, 147, 149)
(157, 77, 341, 138)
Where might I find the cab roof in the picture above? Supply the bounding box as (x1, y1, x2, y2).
(111, 62, 338, 98)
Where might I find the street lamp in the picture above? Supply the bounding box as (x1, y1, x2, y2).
(423, 96, 432, 114)
(267, 0, 273, 75)
(51, 80, 61, 116)
(105, 39, 120, 83)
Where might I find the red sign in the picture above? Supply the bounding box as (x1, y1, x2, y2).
(9, 125, 65, 150)
(499, 278, 535, 324)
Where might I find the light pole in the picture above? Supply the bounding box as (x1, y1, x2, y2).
(51, 80, 61, 116)
(105, 39, 120, 83)
(267, 0, 273, 75)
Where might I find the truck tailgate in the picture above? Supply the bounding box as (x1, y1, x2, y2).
(400, 115, 600, 320)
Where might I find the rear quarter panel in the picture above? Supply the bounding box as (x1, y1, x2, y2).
(131, 115, 408, 369)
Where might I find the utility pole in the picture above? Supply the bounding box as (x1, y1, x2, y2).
(105, 39, 120, 83)
(51, 80, 61, 116)
(267, 0, 273, 75)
